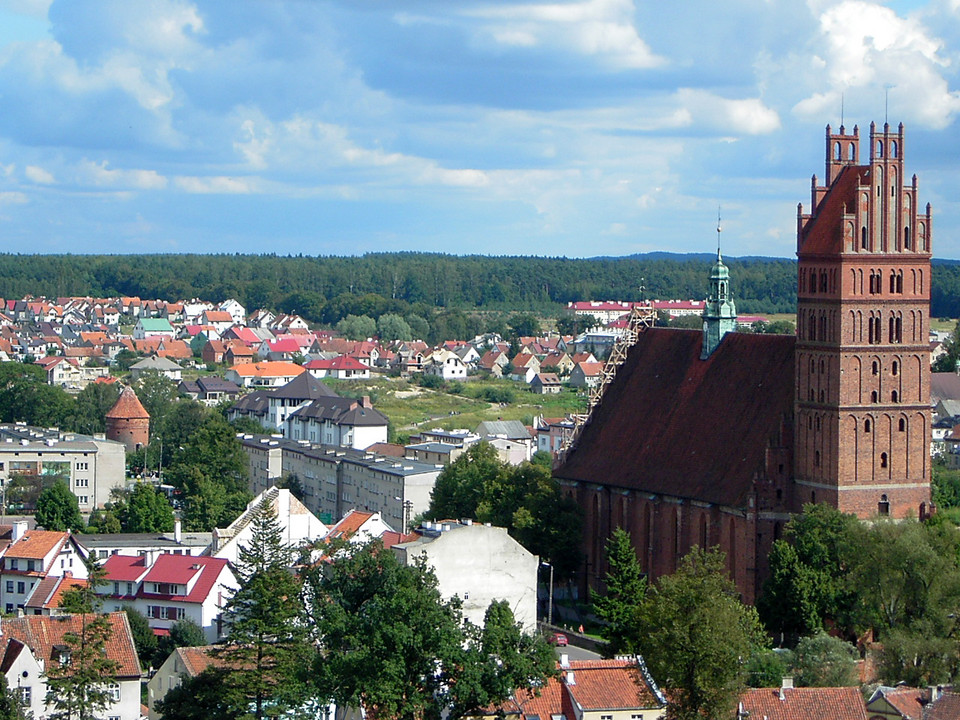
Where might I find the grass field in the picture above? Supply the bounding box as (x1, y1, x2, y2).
(325, 375, 586, 442)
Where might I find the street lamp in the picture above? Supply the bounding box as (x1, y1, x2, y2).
(541, 560, 554, 627)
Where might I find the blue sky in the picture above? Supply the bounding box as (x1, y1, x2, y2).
(1, 0, 959, 259)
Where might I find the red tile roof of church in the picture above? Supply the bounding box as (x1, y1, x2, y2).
(556, 328, 794, 508)
(800, 164, 870, 255)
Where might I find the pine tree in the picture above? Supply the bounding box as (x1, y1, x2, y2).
(46, 558, 124, 720)
(593, 528, 646, 656)
(217, 498, 309, 720)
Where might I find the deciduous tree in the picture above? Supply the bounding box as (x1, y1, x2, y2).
(36, 480, 83, 532)
(637, 547, 765, 720)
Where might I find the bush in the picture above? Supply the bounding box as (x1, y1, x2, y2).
(418, 374, 444, 389)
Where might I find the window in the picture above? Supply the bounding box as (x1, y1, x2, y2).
(4, 581, 12, 593)
(892, 390, 899, 403)
(4, 604, 10, 614)
(872, 361, 879, 376)
(16, 582, 24, 594)
(98, 550, 108, 560)
(879, 494, 890, 516)
(865, 419, 872, 433)
(126, 582, 133, 595)
(893, 361, 899, 376)
(113, 582, 120, 595)
(899, 418, 906, 432)
(881, 452, 889, 469)
(8, 559, 15, 571)
(108, 683, 121, 702)
(19, 687, 30, 705)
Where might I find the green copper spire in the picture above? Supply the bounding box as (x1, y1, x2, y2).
(701, 213, 737, 359)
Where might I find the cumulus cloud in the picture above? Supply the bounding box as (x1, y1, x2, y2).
(174, 176, 255, 194)
(674, 90, 781, 135)
(791, 1, 960, 128)
(466, 0, 664, 69)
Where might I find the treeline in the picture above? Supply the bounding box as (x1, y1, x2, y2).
(0, 252, 802, 316)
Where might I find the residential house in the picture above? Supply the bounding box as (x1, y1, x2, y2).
(540, 351, 574, 375)
(393, 521, 538, 633)
(0, 613, 142, 720)
(130, 354, 183, 382)
(22, 573, 87, 615)
(535, 416, 577, 457)
(259, 337, 303, 361)
(34, 356, 108, 390)
(509, 353, 540, 383)
(475, 420, 534, 463)
(209, 486, 327, 566)
(454, 344, 481, 366)
(247, 308, 276, 328)
(423, 349, 467, 381)
(100, 553, 237, 642)
(478, 655, 665, 720)
(225, 361, 306, 388)
(0, 528, 89, 614)
(325, 509, 397, 544)
(286, 396, 389, 450)
(177, 377, 241, 405)
(304, 355, 371, 380)
(258, 373, 340, 430)
(530, 373, 562, 394)
(865, 685, 929, 720)
(738, 683, 867, 720)
(926, 691, 960, 720)
(224, 343, 256, 365)
(218, 299, 246, 326)
(404, 442, 464, 466)
(77, 522, 213, 562)
(478, 349, 509, 377)
(201, 339, 228, 364)
(569, 360, 604, 389)
(133, 318, 175, 339)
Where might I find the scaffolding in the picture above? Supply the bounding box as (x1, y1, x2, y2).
(556, 303, 656, 465)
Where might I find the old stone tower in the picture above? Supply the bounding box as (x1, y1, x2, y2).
(105, 386, 150, 452)
(795, 122, 932, 519)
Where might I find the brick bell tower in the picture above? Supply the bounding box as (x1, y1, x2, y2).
(795, 122, 932, 519)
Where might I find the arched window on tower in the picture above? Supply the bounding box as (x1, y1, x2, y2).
(890, 272, 896, 294)
(892, 390, 899, 403)
(904, 226, 911, 249)
(877, 140, 884, 157)
(862, 226, 868, 249)
(871, 390, 878, 403)
(815, 450, 821, 467)
(865, 418, 872, 433)
(878, 494, 890, 516)
(881, 453, 889, 469)
(893, 360, 899, 375)
(872, 361, 879, 376)
(891, 141, 898, 158)
(899, 418, 906, 432)
(834, 141, 842, 160)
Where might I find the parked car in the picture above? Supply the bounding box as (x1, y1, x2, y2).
(548, 632, 568, 646)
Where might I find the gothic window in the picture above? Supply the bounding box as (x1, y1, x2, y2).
(820, 359, 825, 373)
(819, 390, 825, 402)
(816, 416, 821, 431)
(872, 361, 878, 376)
(892, 390, 899, 402)
(820, 272, 827, 292)
(876, 140, 883, 158)
(862, 226, 868, 249)
(865, 419, 872, 432)
(809, 358, 815, 374)
(904, 226, 911, 249)
(834, 141, 842, 160)
(878, 494, 890, 516)
(809, 272, 816, 293)
(899, 418, 906, 432)
(892, 360, 899, 375)
(871, 390, 878, 403)
(891, 141, 898, 158)
(890, 272, 896, 294)
(809, 388, 815, 401)
(880, 452, 888, 469)
(808, 416, 813, 430)
(815, 450, 821, 467)
(849, 142, 856, 160)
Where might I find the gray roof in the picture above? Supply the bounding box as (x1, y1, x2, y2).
(75, 530, 213, 550)
(270, 372, 339, 400)
(475, 420, 531, 441)
(288, 397, 388, 427)
(131, 354, 182, 371)
(230, 390, 271, 417)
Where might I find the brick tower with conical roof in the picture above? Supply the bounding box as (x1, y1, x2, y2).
(105, 386, 150, 452)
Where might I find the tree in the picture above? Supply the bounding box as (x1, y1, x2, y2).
(46, 558, 122, 720)
(406, 314, 430, 340)
(123, 606, 158, 670)
(378, 313, 413, 341)
(36, 481, 83, 532)
(429, 442, 506, 521)
(86, 507, 122, 534)
(153, 618, 206, 668)
(745, 648, 792, 688)
(115, 483, 175, 533)
(336, 313, 377, 340)
(636, 547, 766, 720)
(156, 666, 247, 720)
(792, 632, 858, 687)
(593, 528, 645, 656)
(217, 500, 310, 720)
(132, 371, 178, 435)
(0, 675, 25, 720)
(71, 381, 121, 435)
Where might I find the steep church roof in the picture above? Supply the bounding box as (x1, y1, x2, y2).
(555, 328, 795, 508)
(105, 386, 150, 420)
(799, 164, 870, 255)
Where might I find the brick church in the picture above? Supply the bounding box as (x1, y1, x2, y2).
(554, 122, 933, 603)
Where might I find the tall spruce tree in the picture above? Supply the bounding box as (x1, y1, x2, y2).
(218, 499, 309, 720)
(46, 558, 124, 720)
(593, 528, 646, 656)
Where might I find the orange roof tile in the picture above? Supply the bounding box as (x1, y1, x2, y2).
(0, 612, 140, 678)
(739, 687, 867, 720)
(5, 530, 68, 560)
(106, 386, 150, 420)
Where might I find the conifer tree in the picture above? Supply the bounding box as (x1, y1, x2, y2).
(593, 528, 646, 656)
(217, 499, 309, 720)
(46, 558, 124, 720)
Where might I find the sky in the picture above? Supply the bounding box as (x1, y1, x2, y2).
(0, 0, 959, 259)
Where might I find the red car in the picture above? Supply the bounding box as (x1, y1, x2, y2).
(548, 632, 568, 647)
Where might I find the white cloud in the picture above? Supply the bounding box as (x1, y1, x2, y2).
(791, 1, 960, 128)
(24, 164, 54, 183)
(174, 176, 254, 194)
(81, 160, 167, 190)
(674, 90, 781, 134)
(0, 0, 51, 17)
(466, 0, 664, 69)
(0, 191, 27, 204)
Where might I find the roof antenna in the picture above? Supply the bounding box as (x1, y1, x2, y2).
(716, 206, 722, 261)
(840, 92, 844, 128)
(885, 86, 890, 125)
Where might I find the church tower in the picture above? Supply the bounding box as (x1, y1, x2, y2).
(795, 122, 932, 519)
(701, 219, 738, 359)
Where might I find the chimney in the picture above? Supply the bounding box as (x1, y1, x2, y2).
(779, 676, 794, 701)
(565, 670, 575, 685)
(174, 519, 182, 544)
(361, 396, 370, 408)
(559, 653, 569, 668)
(12, 521, 27, 542)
